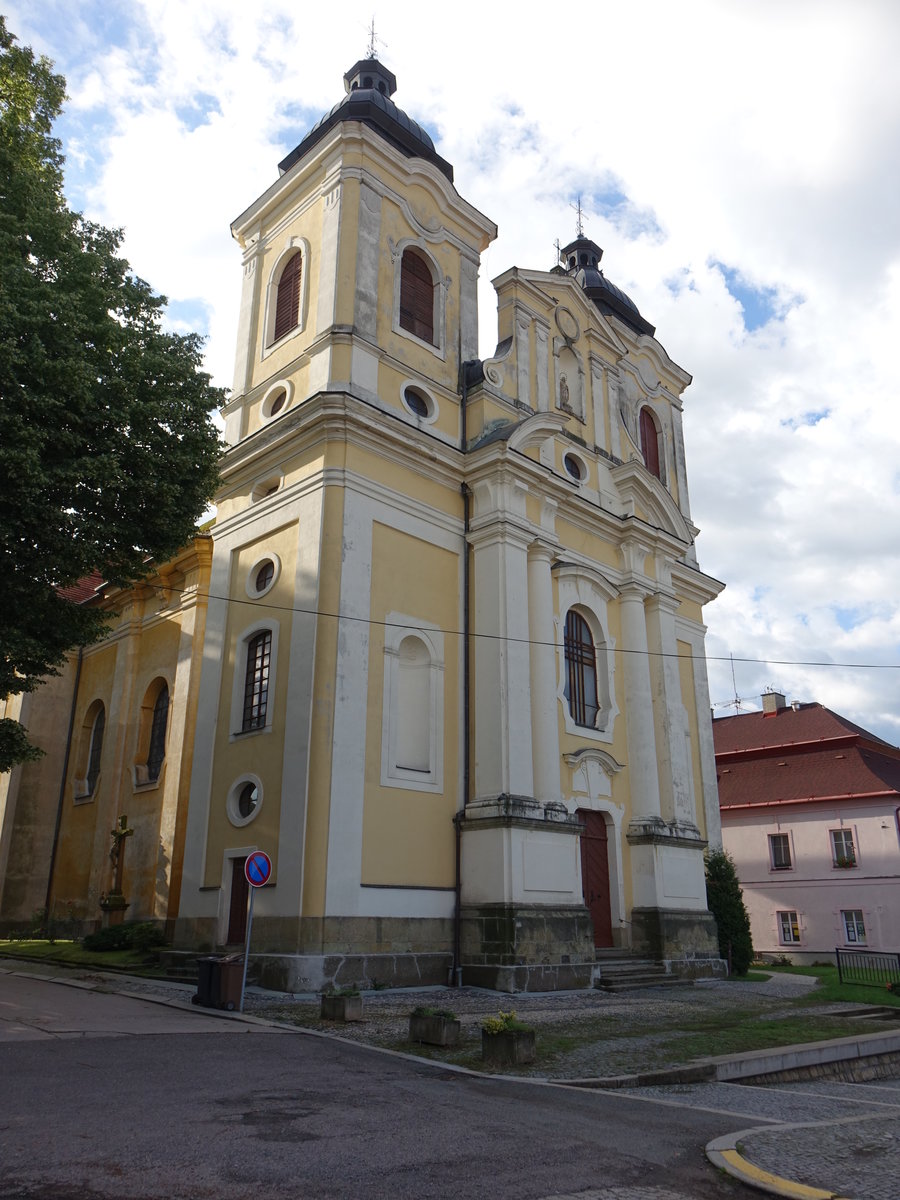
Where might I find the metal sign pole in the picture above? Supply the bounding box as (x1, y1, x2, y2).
(239, 884, 255, 1014)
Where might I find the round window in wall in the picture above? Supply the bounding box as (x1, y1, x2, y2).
(402, 384, 436, 422)
(261, 381, 293, 420)
(227, 775, 263, 827)
(563, 452, 586, 482)
(246, 554, 281, 599)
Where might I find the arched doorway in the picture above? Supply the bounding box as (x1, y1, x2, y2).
(578, 809, 613, 947)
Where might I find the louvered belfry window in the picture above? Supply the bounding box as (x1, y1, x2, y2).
(564, 611, 599, 728)
(399, 248, 435, 345)
(272, 252, 302, 343)
(242, 631, 272, 731)
(640, 406, 660, 479)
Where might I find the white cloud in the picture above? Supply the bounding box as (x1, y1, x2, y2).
(7, 0, 900, 742)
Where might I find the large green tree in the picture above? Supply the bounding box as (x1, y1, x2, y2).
(0, 19, 222, 771)
(705, 848, 754, 976)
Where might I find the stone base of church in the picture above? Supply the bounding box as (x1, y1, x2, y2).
(630, 906, 725, 977)
(250, 951, 454, 994)
(459, 903, 599, 992)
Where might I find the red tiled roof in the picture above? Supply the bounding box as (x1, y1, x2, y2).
(56, 570, 106, 604)
(714, 702, 900, 810)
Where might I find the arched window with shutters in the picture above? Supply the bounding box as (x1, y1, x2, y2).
(146, 684, 169, 782)
(133, 678, 170, 787)
(639, 406, 661, 480)
(399, 247, 436, 346)
(564, 610, 600, 729)
(271, 251, 302, 344)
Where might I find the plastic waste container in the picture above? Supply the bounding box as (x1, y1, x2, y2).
(192, 954, 243, 1010)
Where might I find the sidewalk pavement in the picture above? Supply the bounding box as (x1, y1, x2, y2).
(3, 957, 898, 1200)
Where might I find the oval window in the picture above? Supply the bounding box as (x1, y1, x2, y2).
(238, 782, 259, 819)
(404, 386, 430, 418)
(255, 560, 275, 593)
(564, 453, 585, 481)
(269, 389, 286, 416)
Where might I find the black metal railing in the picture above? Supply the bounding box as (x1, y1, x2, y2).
(836, 948, 900, 989)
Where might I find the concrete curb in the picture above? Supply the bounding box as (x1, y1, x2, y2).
(706, 1126, 842, 1199)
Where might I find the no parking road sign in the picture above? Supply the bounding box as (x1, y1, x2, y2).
(244, 851, 272, 888)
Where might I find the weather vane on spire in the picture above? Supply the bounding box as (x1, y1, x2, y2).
(366, 16, 386, 59)
(571, 194, 586, 238)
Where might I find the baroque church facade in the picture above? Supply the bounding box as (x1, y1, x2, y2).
(0, 59, 725, 991)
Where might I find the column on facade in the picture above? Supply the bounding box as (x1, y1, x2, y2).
(470, 520, 535, 803)
(534, 322, 550, 412)
(590, 355, 607, 453)
(644, 588, 694, 826)
(619, 583, 662, 823)
(527, 542, 560, 806)
(515, 312, 532, 409)
(230, 238, 262, 409)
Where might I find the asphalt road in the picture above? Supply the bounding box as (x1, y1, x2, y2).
(0, 973, 757, 1200)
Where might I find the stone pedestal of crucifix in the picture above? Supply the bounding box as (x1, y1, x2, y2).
(99, 814, 133, 927)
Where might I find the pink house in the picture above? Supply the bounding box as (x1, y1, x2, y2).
(714, 693, 900, 964)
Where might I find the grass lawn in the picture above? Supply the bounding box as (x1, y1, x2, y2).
(0, 939, 166, 975)
(759, 961, 900, 1008)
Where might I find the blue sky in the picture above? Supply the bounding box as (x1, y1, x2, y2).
(8, 0, 900, 742)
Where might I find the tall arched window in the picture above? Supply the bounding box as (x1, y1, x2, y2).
(399, 248, 435, 345)
(639, 406, 661, 479)
(271, 251, 302, 344)
(242, 630, 272, 731)
(395, 636, 431, 772)
(146, 684, 169, 782)
(564, 611, 599, 729)
(85, 705, 105, 796)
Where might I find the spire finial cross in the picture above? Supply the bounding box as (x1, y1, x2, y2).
(366, 16, 386, 59)
(571, 194, 586, 238)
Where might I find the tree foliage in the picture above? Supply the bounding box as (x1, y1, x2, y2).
(705, 848, 754, 976)
(0, 19, 223, 770)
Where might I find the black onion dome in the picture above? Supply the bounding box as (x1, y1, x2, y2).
(561, 235, 655, 337)
(278, 58, 453, 182)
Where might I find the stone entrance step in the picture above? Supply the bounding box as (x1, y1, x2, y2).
(593, 950, 685, 992)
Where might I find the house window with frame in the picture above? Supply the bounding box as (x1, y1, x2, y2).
(271, 251, 302, 344)
(85, 706, 105, 796)
(778, 910, 801, 944)
(769, 832, 792, 870)
(242, 631, 272, 731)
(564, 610, 600, 729)
(639, 406, 661, 479)
(146, 684, 169, 783)
(399, 248, 435, 345)
(830, 828, 856, 868)
(841, 909, 866, 945)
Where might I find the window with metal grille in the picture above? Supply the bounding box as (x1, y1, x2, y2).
(254, 560, 274, 593)
(830, 828, 856, 867)
(146, 685, 169, 782)
(564, 611, 599, 728)
(841, 909, 866, 944)
(242, 631, 272, 731)
(640, 406, 660, 479)
(399, 248, 435, 345)
(86, 707, 105, 795)
(769, 833, 792, 870)
(271, 252, 302, 343)
(778, 910, 800, 944)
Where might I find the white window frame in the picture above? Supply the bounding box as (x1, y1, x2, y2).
(245, 553, 282, 600)
(777, 910, 801, 944)
(830, 827, 857, 868)
(553, 566, 617, 743)
(841, 909, 866, 945)
(380, 614, 444, 793)
(261, 238, 311, 358)
(768, 831, 793, 871)
(392, 239, 446, 361)
(260, 379, 294, 422)
(229, 619, 280, 741)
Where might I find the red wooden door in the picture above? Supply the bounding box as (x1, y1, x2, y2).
(578, 810, 613, 948)
(227, 857, 249, 944)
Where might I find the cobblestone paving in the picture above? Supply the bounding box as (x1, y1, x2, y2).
(738, 1112, 900, 1200)
(538, 1189, 704, 1200)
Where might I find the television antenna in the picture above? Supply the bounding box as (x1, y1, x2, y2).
(713, 654, 748, 714)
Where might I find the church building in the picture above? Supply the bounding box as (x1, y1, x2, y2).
(1, 58, 725, 991)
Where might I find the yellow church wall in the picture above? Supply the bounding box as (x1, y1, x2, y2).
(301, 484, 345, 918)
(344, 442, 461, 517)
(202, 525, 297, 885)
(554, 517, 621, 573)
(360, 522, 459, 887)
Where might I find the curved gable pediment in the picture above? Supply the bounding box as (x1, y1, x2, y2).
(611, 460, 692, 543)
